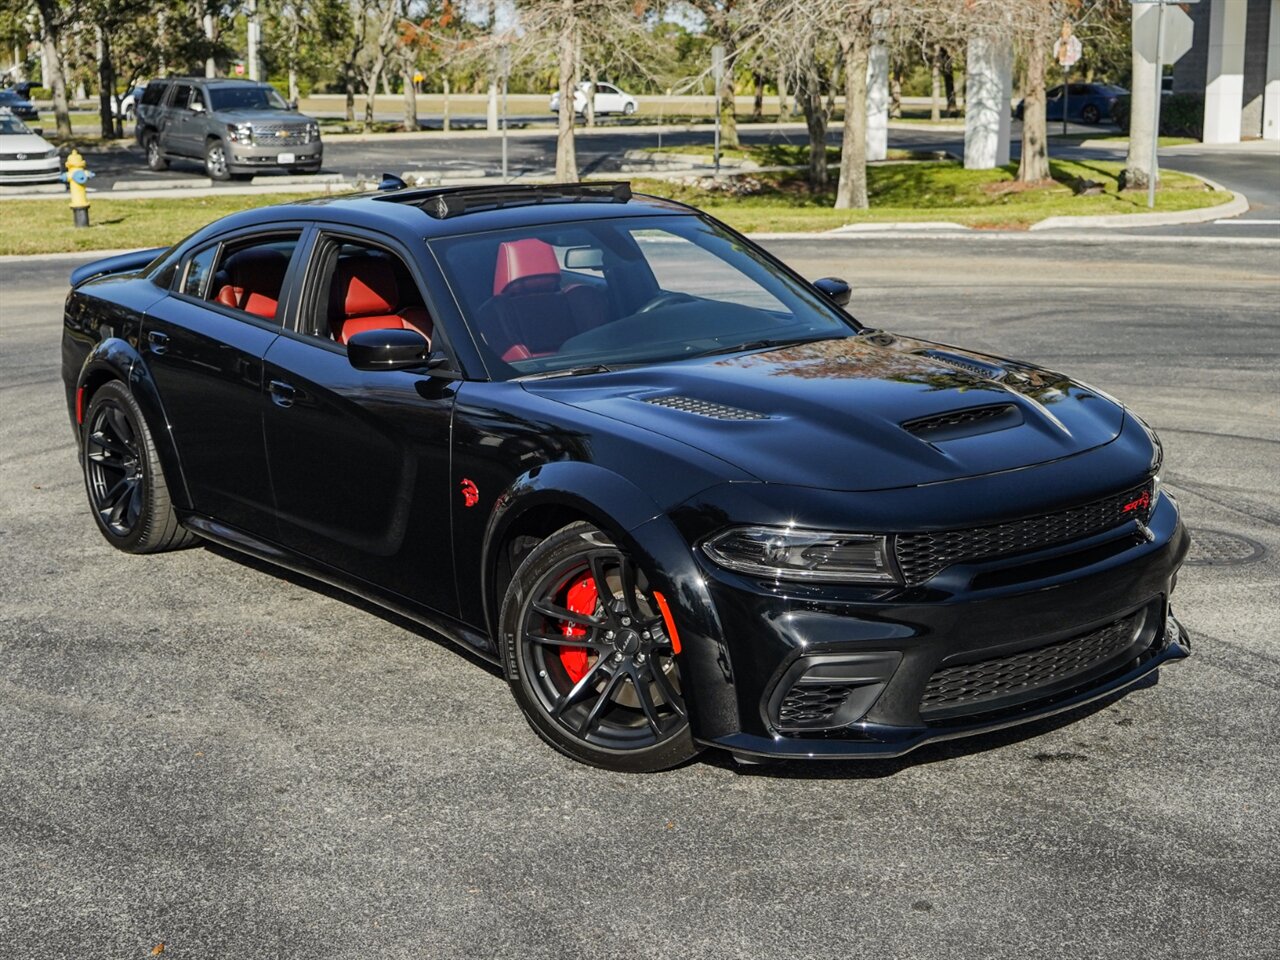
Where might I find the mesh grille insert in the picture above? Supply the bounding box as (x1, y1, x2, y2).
(920, 612, 1144, 718)
(251, 122, 309, 146)
(644, 396, 767, 421)
(894, 481, 1153, 585)
(777, 683, 853, 726)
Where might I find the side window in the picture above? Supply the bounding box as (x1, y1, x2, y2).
(141, 82, 168, 107)
(182, 233, 300, 321)
(183, 245, 218, 297)
(629, 228, 786, 313)
(169, 84, 192, 109)
(301, 238, 433, 348)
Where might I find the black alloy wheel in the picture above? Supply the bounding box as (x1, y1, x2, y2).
(1081, 103, 1101, 125)
(82, 381, 195, 553)
(500, 522, 699, 772)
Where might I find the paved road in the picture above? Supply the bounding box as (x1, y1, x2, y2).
(1, 237, 1277, 959)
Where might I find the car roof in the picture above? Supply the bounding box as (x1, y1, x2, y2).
(205, 182, 697, 242)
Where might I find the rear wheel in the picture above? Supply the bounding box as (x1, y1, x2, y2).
(82, 381, 196, 554)
(499, 522, 699, 772)
(623, 101, 636, 116)
(1081, 103, 1101, 125)
(145, 134, 168, 171)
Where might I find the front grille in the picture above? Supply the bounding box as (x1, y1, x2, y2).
(644, 395, 767, 420)
(777, 683, 852, 726)
(902, 403, 1017, 439)
(920, 612, 1144, 719)
(894, 481, 1154, 585)
(251, 123, 309, 146)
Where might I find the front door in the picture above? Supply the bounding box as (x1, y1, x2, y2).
(141, 228, 306, 536)
(262, 231, 458, 615)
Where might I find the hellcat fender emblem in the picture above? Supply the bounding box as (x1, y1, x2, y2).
(460, 478, 479, 508)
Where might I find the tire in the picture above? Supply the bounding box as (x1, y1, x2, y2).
(499, 522, 700, 773)
(145, 134, 168, 171)
(81, 381, 197, 554)
(1081, 104, 1101, 125)
(623, 101, 636, 116)
(204, 139, 231, 181)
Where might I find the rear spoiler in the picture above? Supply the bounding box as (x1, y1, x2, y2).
(70, 247, 168, 288)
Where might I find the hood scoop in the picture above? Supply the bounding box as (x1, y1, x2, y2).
(644, 395, 768, 421)
(918, 349, 1007, 382)
(903, 403, 1022, 442)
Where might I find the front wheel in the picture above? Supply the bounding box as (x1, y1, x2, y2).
(1081, 104, 1101, 125)
(499, 522, 700, 772)
(81, 381, 196, 554)
(204, 139, 231, 181)
(623, 101, 636, 116)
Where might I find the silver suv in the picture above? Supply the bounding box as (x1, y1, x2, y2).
(136, 78, 322, 181)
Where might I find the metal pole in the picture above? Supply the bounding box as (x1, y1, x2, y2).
(1148, 1, 1165, 209)
(1062, 66, 1069, 137)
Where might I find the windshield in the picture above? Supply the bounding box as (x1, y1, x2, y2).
(430, 214, 857, 379)
(208, 85, 289, 112)
(0, 115, 31, 135)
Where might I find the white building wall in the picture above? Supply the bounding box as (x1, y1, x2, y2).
(1264, 0, 1280, 139)
(1203, 0, 1249, 142)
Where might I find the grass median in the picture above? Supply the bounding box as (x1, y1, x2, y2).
(0, 158, 1231, 256)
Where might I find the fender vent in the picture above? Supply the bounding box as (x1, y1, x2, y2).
(644, 395, 768, 421)
(903, 403, 1020, 441)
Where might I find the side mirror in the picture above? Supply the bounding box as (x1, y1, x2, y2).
(814, 276, 852, 307)
(32, 127, 43, 137)
(190, 100, 205, 113)
(347, 328, 441, 372)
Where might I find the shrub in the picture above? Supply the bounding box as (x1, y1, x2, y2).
(1112, 93, 1203, 139)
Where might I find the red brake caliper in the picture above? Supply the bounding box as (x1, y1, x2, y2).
(559, 574, 598, 684)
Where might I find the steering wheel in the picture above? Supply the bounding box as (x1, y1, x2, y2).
(636, 291, 698, 314)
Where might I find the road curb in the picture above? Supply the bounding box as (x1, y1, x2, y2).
(1030, 175, 1246, 230)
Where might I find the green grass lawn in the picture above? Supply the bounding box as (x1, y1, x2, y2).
(634, 158, 1229, 231)
(0, 158, 1229, 256)
(644, 143, 946, 165)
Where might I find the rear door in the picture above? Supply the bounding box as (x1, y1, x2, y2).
(141, 226, 308, 536)
(595, 84, 625, 114)
(261, 227, 460, 615)
(162, 82, 198, 156)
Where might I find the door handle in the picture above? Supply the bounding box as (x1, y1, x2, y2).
(268, 379, 297, 408)
(147, 330, 169, 355)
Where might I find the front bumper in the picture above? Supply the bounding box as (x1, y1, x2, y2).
(0, 159, 61, 183)
(679, 493, 1190, 760)
(228, 144, 322, 171)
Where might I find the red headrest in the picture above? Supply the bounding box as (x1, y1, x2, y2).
(493, 238, 560, 296)
(226, 247, 289, 299)
(336, 257, 398, 317)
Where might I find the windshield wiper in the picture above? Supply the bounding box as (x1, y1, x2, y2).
(516, 363, 613, 381)
(697, 335, 837, 358)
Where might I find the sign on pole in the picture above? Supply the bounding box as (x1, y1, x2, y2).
(1130, 1, 1198, 208)
(1054, 35, 1082, 68)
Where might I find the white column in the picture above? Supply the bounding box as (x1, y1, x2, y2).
(1263, 0, 1280, 140)
(964, 36, 1013, 169)
(247, 0, 261, 82)
(1204, 0, 1248, 143)
(866, 42, 889, 161)
(487, 79, 499, 132)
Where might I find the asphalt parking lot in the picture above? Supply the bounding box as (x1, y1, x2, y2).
(1, 235, 1277, 959)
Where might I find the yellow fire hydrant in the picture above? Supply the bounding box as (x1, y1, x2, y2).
(63, 149, 93, 228)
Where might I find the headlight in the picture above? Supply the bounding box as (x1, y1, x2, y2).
(1134, 413, 1165, 504)
(306, 121, 319, 142)
(43, 148, 58, 158)
(703, 526, 898, 584)
(227, 122, 253, 143)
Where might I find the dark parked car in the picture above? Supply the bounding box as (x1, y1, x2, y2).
(136, 77, 321, 180)
(61, 182, 1189, 772)
(0, 87, 39, 120)
(1015, 83, 1127, 125)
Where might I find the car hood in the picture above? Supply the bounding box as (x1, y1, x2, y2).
(0, 133, 54, 154)
(216, 109, 311, 124)
(523, 333, 1126, 492)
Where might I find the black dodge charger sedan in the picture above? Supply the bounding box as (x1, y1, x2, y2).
(61, 182, 1189, 771)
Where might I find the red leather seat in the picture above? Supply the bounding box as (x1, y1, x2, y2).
(330, 257, 433, 346)
(214, 248, 289, 320)
(478, 238, 609, 362)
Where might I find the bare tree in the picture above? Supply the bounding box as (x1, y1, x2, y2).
(682, 1, 759, 150)
(33, 0, 71, 137)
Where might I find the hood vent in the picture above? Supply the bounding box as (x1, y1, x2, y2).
(903, 403, 1021, 442)
(920, 350, 1007, 381)
(644, 395, 768, 421)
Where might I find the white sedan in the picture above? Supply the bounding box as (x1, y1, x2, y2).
(549, 82, 638, 117)
(0, 110, 61, 183)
